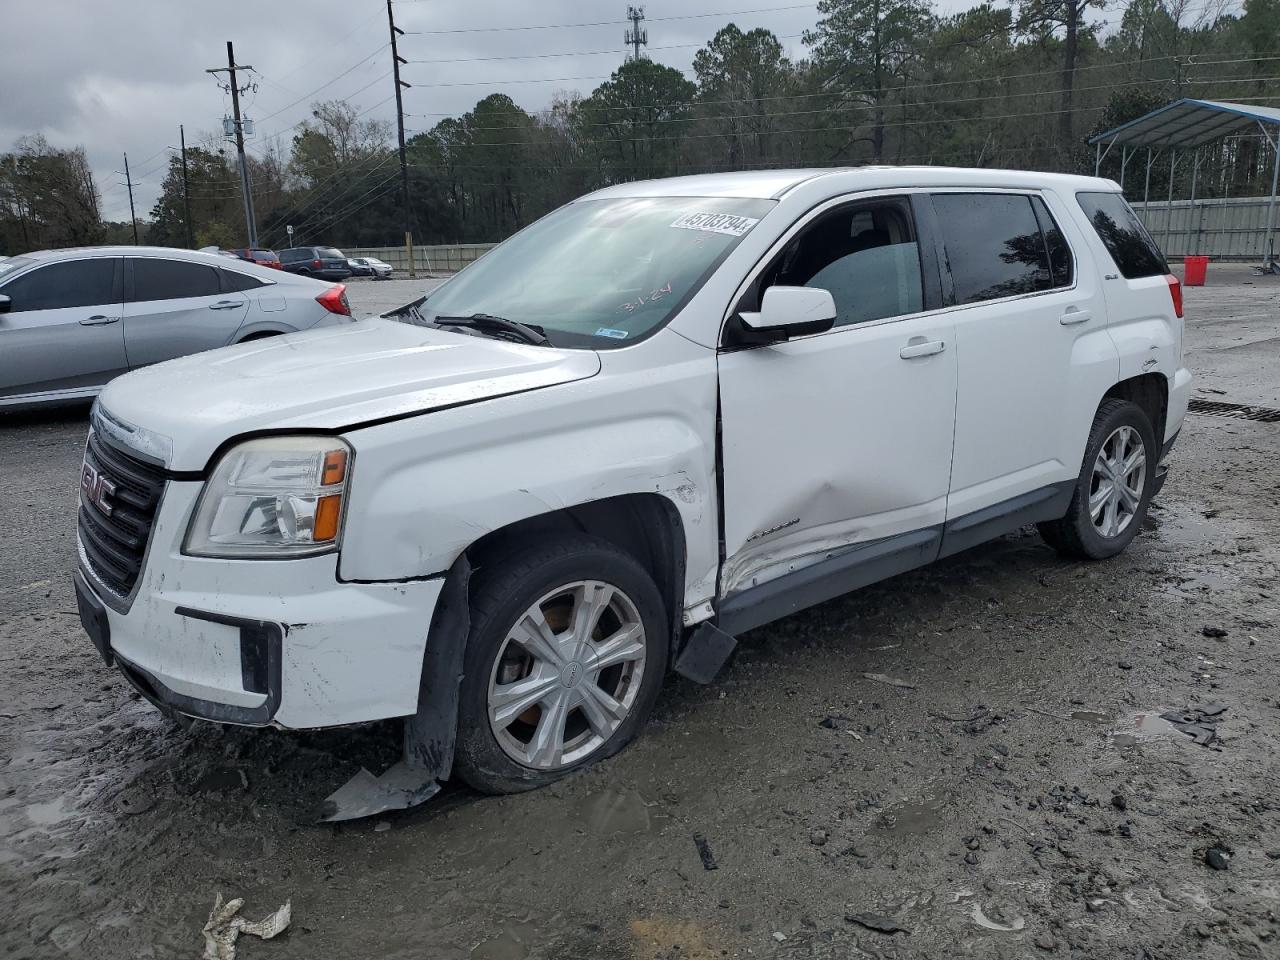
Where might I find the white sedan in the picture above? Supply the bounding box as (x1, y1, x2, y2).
(0, 246, 354, 411)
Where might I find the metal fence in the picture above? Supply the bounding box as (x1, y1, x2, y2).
(1133, 196, 1279, 261)
(344, 243, 496, 274)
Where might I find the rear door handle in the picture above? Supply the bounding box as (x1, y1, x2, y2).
(79, 315, 120, 326)
(900, 339, 946, 359)
(209, 300, 242, 311)
(1060, 307, 1091, 325)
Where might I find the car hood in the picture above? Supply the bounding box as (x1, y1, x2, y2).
(97, 317, 601, 471)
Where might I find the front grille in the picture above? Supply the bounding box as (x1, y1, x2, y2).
(78, 431, 167, 597)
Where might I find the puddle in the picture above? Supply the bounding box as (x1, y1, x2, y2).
(25, 796, 73, 827)
(471, 921, 536, 960)
(874, 795, 946, 834)
(1110, 711, 1183, 748)
(1070, 710, 1111, 724)
(1143, 506, 1221, 547)
(577, 788, 659, 836)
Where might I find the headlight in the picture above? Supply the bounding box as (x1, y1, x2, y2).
(184, 436, 352, 558)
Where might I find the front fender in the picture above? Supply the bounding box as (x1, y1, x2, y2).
(336, 335, 720, 607)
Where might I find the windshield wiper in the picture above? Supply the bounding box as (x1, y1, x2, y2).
(434, 313, 550, 346)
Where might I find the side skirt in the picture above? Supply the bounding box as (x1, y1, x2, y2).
(938, 480, 1074, 559)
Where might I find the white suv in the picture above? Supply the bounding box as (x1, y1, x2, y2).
(75, 168, 1190, 813)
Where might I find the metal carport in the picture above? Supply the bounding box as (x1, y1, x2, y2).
(1090, 99, 1280, 270)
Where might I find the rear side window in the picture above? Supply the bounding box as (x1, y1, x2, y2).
(220, 269, 268, 293)
(1, 258, 116, 312)
(317, 247, 344, 259)
(251, 250, 276, 260)
(1031, 197, 1074, 289)
(130, 258, 220, 302)
(1076, 191, 1167, 279)
(279, 249, 306, 262)
(932, 193, 1052, 304)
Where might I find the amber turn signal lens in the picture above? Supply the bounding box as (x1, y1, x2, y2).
(321, 449, 348, 486)
(313, 494, 343, 542)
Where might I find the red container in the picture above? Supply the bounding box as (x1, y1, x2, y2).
(1183, 255, 1209, 286)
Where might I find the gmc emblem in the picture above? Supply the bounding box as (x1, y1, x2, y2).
(81, 463, 117, 516)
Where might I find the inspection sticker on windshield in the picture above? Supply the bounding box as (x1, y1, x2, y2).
(670, 212, 761, 237)
(594, 327, 629, 339)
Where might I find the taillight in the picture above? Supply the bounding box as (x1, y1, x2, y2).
(1165, 274, 1183, 319)
(316, 284, 351, 317)
(312, 258, 322, 269)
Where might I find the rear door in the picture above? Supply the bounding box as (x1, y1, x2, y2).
(0, 257, 127, 401)
(928, 191, 1117, 545)
(123, 257, 249, 368)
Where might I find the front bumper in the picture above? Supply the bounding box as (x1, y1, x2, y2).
(78, 479, 444, 729)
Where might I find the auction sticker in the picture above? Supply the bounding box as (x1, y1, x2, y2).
(670, 212, 761, 237)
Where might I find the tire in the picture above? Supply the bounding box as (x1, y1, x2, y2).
(453, 535, 668, 795)
(1037, 398, 1157, 560)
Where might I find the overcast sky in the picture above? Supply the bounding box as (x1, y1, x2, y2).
(1, 0, 1130, 223)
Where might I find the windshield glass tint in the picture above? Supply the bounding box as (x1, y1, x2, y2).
(419, 196, 775, 346)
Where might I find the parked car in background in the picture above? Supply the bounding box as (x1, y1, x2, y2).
(279, 246, 352, 280)
(348, 256, 393, 279)
(229, 248, 282, 270)
(75, 169, 1189, 814)
(0, 246, 353, 411)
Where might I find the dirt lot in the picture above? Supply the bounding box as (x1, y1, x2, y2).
(2, 268, 1279, 959)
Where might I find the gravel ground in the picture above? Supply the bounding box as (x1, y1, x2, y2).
(2, 266, 1279, 959)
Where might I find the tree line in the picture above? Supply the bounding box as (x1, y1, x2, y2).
(4, 0, 1280, 255)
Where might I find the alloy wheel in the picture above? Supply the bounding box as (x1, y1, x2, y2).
(1089, 425, 1147, 538)
(487, 580, 647, 770)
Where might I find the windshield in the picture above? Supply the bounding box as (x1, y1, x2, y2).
(417, 196, 775, 347)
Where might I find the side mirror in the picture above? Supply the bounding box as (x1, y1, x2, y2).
(731, 285, 836, 345)
(0, 294, 10, 314)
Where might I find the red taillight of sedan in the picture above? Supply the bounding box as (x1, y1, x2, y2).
(313, 259, 323, 269)
(316, 284, 351, 317)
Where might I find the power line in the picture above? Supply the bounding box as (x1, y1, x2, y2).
(254, 42, 387, 124)
(399, 2, 816, 33)
(406, 34, 803, 65)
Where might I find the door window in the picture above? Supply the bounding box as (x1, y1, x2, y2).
(932, 193, 1054, 304)
(130, 258, 220, 302)
(754, 197, 924, 327)
(1, 259, 116, 312)
(1031, 196, 1074, 289)
(1075, 191, 1167, 279)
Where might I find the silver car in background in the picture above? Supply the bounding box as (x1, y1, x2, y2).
(0, 246, 355, 411)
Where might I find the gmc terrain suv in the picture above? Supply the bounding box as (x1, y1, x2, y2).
(75, 168, 1190, 816)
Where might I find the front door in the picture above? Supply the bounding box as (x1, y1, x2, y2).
(717, 194, 958, 605)
(124, 257, 249, 368)
(0, 257, 127, 403)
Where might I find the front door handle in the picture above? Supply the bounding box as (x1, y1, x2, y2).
(900, 339, 946, 359)
(208, 300, 242, 311)
(1060, 307, 1092, 325)
(79, 315, 120, 326)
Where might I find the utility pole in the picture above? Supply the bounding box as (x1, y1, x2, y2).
(206, 42, 258, 247)
(387, 0, 416, 278)
(625, 6, 648, 62)
(122, 152, 139, 245)
(180, 125, 194, 248)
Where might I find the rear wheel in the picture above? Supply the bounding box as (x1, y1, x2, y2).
(453, 536, 667, 794)
(1037, 398, 1156, 560)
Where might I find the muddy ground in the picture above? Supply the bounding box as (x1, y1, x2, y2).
(2, 268, 1279, 959)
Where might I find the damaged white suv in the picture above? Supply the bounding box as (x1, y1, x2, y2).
(76, 168, 1190, 816)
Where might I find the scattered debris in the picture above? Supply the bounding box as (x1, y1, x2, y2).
(693, 833, 719, 871)
(862, 672, 916, 690)
(845, 912, 910, 935)
(809, 828, 829, 847)
(1117, 660, 1134, 670)
(1201, 626, 1229, 639)
(201, 894, 291, 960)
(818, 715, 841, 729)
(1111, 794, 1127, 811)
(1159, 704, 1228, 746)
(374, 821, 391, 833)
(772, 931, 787, 943)
(1205, 845, 1232, 871)
(968, 903, 1025, 932)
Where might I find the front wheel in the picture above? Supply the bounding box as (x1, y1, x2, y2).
(1038, 398, 1157, 560)
(453, 536, 668, 794)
